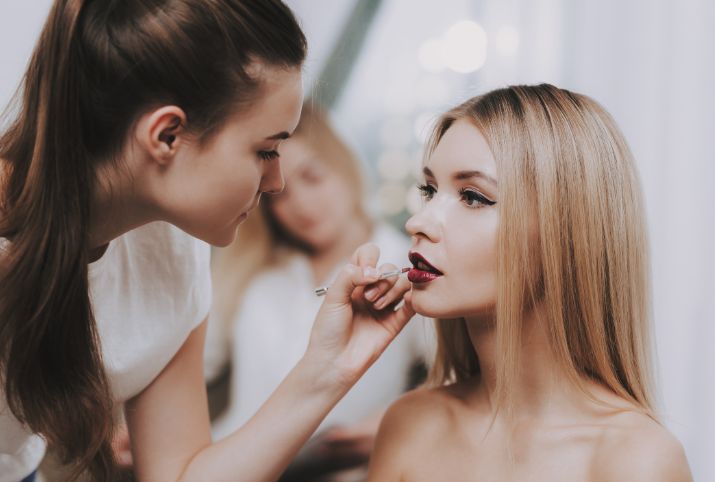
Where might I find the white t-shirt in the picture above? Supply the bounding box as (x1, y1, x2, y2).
(208, 224, 431, 440)
(0, 222, 212, 481)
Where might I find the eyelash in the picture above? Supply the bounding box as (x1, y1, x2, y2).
(258, 150, 279, 161)
(417, 183, 496, 208)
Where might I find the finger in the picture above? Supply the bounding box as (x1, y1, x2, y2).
(372, 276, 411, 311)
(350, 242, 380, 268)
(324, 263, 381, 304)
(324, 428, 373, 443)
(379, 290, 415, 337)
(363, 263, 398, 302)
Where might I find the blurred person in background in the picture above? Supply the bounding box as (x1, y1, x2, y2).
(207, 101, 430, 482)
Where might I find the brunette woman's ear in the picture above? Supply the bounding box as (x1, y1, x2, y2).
(158, 129, 176, 147)
(136, 105, 187, 165)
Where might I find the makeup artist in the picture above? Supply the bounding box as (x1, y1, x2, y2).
(0, 1, 414, 481)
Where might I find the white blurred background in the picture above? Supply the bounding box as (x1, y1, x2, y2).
(2, 1, 713, 480)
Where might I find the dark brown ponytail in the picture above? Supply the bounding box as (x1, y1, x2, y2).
(0, 1, 114, 479)
(0, 0, 306, 479)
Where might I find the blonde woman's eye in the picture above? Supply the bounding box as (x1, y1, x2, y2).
(417, 183, 436, 201)
(258, 150, 279, 161)
(459, 188, 496, 208)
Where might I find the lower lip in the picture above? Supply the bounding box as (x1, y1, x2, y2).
(408, 268, 442, 283)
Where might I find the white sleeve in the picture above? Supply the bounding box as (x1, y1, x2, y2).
(190, 237, 212, 329)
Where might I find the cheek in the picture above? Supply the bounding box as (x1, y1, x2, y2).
(270, 199, 295, 229)
(450, 214, 498, 314)
(412, 211, 499, 319)
(210, 163, 259, 212)
(298, 177, 351, 225)
(454, 217, 497, 274)
(323, 182, 352, 219)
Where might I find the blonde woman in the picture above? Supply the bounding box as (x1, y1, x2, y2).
(367, 84, 693, 481)
(207, 102, 428, 481)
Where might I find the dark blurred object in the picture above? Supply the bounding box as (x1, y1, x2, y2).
(278, 429, 370, 482)
(406, 359, 428, 391)
(278, 359, 427, 482)
(207, 362, 232, 421)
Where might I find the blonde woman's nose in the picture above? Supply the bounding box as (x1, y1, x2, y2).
(405, 207, 440, 242)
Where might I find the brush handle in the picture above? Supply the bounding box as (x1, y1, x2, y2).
(314, 267, 409, 297)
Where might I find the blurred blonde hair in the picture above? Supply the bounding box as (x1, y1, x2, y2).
(426, 84, 654, 415)
(211, 100, 369, 331)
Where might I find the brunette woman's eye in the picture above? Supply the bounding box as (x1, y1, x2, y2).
(258, 150, 279, 161)
(459, 188, 496, 208)
(417, 183, 436, 201)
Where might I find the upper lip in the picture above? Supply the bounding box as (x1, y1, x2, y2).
(408, 252, 443, 275)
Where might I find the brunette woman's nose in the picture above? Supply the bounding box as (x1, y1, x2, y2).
(260, 159, 285, 194)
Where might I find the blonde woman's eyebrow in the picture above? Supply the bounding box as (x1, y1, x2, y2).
(422, 166, 497, 186)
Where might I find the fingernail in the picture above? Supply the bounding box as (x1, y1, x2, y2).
(364, 288, 379, 301)
(363, 267, 380, 278)
(374, 296, 387, 309)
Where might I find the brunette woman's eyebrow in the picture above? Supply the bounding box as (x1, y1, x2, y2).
(265, 131, 291, 140)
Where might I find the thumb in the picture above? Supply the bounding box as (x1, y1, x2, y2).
(380, 293, 416, 338)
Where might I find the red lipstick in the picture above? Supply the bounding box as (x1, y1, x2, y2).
(408, 252, 443, 283)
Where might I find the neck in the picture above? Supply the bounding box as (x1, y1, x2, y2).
(465, 304, 594, 421)
(88, 154, 160, 251)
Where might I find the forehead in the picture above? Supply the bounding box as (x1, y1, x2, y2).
(426, 119, 497, 180)
(233, 67, 304, 136)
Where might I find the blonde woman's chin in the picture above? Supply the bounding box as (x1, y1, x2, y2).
(410, 289, 496, 321)
(408, 291, 462, 320)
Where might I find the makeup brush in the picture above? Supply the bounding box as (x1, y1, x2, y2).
(314, 267, 410, 297)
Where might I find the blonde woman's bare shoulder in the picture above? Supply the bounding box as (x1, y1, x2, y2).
(368, 385, 466, 480)
(379, 385, 464, 440)
(593, 411, 692, 481)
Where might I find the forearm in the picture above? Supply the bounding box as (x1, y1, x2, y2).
(179, 354, 350, 482)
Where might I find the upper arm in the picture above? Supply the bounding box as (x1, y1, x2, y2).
(125, 317, 211, 482)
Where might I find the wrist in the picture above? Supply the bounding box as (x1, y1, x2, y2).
(297, 350, 360, 399)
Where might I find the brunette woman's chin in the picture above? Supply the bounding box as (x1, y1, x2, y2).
(187, 218, 242, 248)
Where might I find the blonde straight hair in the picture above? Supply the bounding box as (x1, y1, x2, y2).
(427, 84, 654, 415)
(211, 100, 369, 333)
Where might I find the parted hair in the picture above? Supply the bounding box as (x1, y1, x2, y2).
(426, 84, 654, 417)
